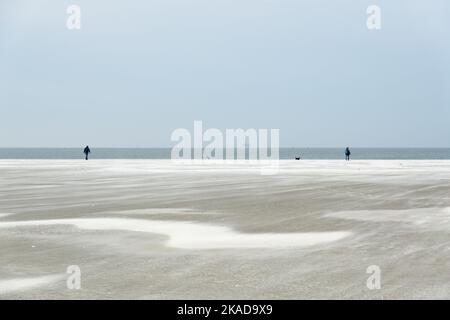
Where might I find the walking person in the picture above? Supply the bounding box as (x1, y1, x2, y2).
(345, 147, 351, 161)
(84, 145, 91, 160)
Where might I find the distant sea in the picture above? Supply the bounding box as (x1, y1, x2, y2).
(1, 148, 450, 160)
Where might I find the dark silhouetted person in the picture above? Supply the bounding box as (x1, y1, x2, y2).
(345, 147, 351, 161)
(84, 146, 91, 160)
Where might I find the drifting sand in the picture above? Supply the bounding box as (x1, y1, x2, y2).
(0, 275, 64, 295)
(1, 160, 450, 299)
(327, 207, 450, 229)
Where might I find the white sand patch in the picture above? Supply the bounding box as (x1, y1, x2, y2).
(0, 218, 351, 249)
(0, 274, 64, 295)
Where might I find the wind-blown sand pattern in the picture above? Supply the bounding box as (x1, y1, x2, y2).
(0, 218, 351, 249)
(1, 160, 450, 299)
(0, 275, 64, 295)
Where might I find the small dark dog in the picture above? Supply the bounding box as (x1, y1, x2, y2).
(295, 157, 301, 160)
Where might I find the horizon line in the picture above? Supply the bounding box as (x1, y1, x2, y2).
(1, 147, 450, 149)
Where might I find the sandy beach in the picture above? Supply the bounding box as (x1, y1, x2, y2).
(1, 160, 450, 299)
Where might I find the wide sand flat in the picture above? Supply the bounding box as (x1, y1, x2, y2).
(1, 160, 450, 299)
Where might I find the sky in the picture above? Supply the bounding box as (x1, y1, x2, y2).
(1, 0, 449, 147)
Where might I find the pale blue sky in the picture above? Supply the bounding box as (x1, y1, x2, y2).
(1, 0, 449, 147)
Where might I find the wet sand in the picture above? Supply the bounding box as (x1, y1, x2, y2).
(1, 160, 450, 299)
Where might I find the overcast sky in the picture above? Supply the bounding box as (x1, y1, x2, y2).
(1, 0, 449, 147)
